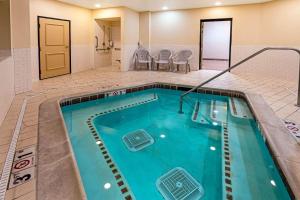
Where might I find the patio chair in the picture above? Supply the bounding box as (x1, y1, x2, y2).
(134, 48, 152, 70)
(172, 50, 193, 73)
(153, 49, 172, 71)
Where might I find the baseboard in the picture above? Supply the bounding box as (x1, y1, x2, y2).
(203, 58, 229, 61)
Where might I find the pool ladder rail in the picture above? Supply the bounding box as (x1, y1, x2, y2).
(178, 47, 300, 113)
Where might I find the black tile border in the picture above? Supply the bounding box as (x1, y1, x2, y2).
(83, 94, 160, 199)
(57, 82, 296, 199)
(86, 118, 133, 200)
(222, 122, 233, 200)
(59, 82, 246, 108)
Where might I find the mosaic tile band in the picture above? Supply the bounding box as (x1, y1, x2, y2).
(85, 96, 161, 199)
(60, 83, 245, 107)
(223, 122, 233, 200)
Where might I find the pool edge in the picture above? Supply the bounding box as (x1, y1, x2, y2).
(37, 82, 300, 199)
(37, 99, 87, 200)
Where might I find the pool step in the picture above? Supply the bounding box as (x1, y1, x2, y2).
(229, 97, 253, 119)
(191, 101, 212, 125)
(210, 100, 228, 123)
(192, 100, 227, 126)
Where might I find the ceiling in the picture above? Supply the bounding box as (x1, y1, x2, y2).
(57, 0, 272, 11)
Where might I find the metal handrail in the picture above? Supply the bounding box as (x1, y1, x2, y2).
(179, 47, 300, 113)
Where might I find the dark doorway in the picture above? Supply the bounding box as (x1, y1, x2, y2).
(199, 18, 232, 71)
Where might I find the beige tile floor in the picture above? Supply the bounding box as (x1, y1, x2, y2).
(1, 67, 300, 199)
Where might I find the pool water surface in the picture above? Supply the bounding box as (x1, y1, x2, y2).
(62, 88, 291, 200)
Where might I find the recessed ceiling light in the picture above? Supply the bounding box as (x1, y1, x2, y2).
(104, 183, 111, 189)
(270, 180, 276, 187)
(160, 134, 166, 138)
(95, 3, 101, 8)
(212, 122, 218, 126)
(210, 146, 216, 151)
(162, 6, 168, 10)
(215, 1, 222, 6)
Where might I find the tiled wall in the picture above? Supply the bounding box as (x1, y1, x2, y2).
(111, 24, 121, 69)
(71, 45, 94, 73)
(94, 20, 113, 68)
(123, 44, 139, 71)
(31, 45, 94, 81)
(13, 48, 32, 94)
(0, 56, 15, 125)
(150, 44, 300, 83)
(231, 45, 300, 82)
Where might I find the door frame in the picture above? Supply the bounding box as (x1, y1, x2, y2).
(38, 16, 72, 80)
(199, 18, 233, 70)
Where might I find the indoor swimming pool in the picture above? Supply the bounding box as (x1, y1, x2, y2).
(61, 86, 291, 200)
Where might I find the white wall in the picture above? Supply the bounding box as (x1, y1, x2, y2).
(30, 0, 93, 81)
(139, 12, 151, 49)
(202, 21, 231, 60)
(111, 21, 121, 68)
(0, 56, 15, 125)
(94, 19, 121, 69)
(122, 8, 139, 71)
(0, 0, 15, 125)
(11, 0, 32, 94)
(94, 19, 113, 68)
(149, 1, 300, 81)
(93, 7, 139, 71)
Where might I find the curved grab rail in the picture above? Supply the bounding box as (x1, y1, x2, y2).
(179, 47, 300, 113)
(95, 36, 99, 49)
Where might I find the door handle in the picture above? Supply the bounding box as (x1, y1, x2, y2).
(65, 46, 69, 48)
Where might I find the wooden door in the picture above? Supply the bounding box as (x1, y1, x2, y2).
(39, 17, 70, 79)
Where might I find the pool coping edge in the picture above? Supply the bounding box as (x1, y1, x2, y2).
(37, 82, 300, 200)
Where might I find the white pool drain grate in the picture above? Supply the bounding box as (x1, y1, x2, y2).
(122, 129, 154, 151)
(156, 167, 204, 200)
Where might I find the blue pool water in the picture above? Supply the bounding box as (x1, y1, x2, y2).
(62, 88, 291, 200)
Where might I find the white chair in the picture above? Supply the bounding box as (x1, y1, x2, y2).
(134, 48, 152, 70)
(153, 49, 172, 71)
(172, 50, 193, 73)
